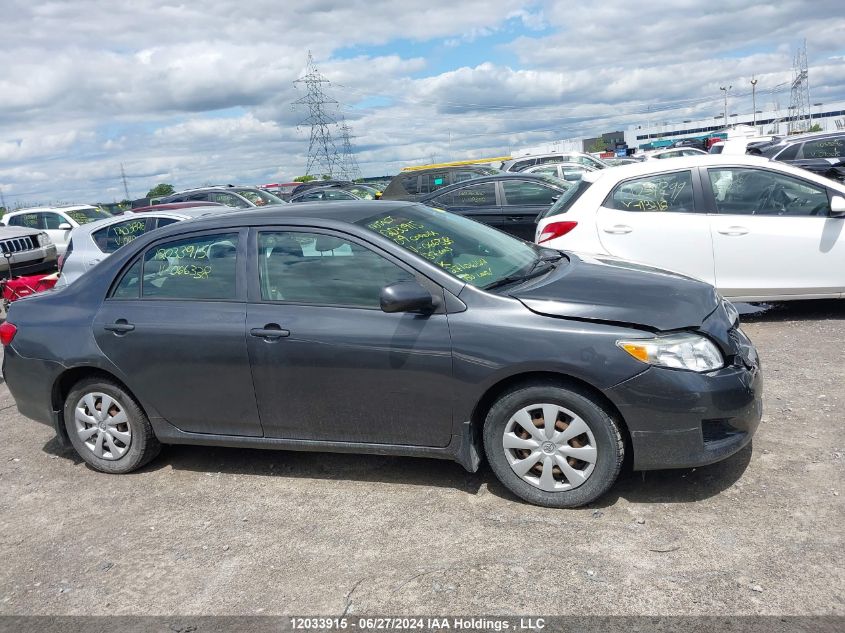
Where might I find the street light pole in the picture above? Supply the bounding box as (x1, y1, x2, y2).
(750, 78, 758, 128)
(720, 85, 731, 127)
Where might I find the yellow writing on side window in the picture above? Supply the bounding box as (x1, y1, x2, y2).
(153, 244, 211, 261)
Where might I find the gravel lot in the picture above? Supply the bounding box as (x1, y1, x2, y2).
(0, 300, 842, 616)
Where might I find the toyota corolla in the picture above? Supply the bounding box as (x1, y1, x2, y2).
(1, 202, 762, 507)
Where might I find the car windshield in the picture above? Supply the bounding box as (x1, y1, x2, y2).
(345, 185, 378, 200)
(531, 173, 573, 189)
(356, 205, 541, 288)
(540, 179, 593, 219)
(66, 207, 111, 224)
(237, 189, 284, 206)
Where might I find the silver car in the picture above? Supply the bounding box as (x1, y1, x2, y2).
(59, 206, 232, 285)
(0, 225, 57, 277)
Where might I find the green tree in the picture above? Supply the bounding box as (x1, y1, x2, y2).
(587, 139, 606, 154)
(146, 183, 175, 198)
(294, 175, 317, 182)
(807, 123, 823, 132)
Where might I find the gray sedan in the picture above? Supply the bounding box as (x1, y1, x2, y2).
(59, 206, 232, 285)
(2, 202, 762, 508)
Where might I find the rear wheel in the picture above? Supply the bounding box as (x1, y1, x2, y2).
(64, 378, 160, 474)
(483, 383, 624, 508)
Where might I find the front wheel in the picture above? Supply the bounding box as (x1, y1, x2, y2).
(483, 383, 624, 508)
(64, 378, 161, 474)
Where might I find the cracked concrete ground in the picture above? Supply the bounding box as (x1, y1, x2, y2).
(0, 300, 842, 616)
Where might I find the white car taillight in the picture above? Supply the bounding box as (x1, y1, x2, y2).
(537, 221, 578, 244)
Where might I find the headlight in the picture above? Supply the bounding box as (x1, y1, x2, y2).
(617, 332, 724, 372)
(37, 231, 53, 246)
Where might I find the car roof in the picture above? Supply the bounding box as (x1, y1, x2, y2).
(397, 166, 499, 176)
(6, 204, 98, 215)
(131, 201, 226, 212)
(143, 201, 426, 235)
(771, 130, 845, 144)
(508, 151, 594, 161)
(72, 206, 232, 235)
(581, 154, 845, 187)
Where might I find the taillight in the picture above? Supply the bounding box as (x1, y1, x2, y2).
(0, 322, 17, 346)
(537, 221, 578, 244)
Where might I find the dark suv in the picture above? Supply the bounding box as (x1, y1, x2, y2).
(748, 131, 845, 183)
(160, 186, 284, 208)
(381, 166, 501, 201)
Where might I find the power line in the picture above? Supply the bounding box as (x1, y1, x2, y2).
(337, 117, 361, 181)
(789, 39, 811, 133)
(120, 163, 130, 201)
(293, 51, 342, 178)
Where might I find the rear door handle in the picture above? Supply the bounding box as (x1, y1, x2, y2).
(104, 319, 135, 334)
(603, 225, 633, 234)
(250, 324, 290, 340)
(506, 216, 524, 222)
(717, 226, 749, 236)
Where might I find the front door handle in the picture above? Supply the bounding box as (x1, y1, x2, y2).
(250, 324, 290, 340)
(104, 319, 135, 334)
(506, 216, 524, 222)
(603, 225, 633, 234)
(717, 226, 749, 236)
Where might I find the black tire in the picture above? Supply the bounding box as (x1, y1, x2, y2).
(64, 377, 161, 474)
(483, 382, 624, 508)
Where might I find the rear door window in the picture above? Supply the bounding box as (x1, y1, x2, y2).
(606, 171, 695, 212)
(9, 213, 39, 228)
(502, 180, 561, 206)
(92, 218, 152, 253)
(431, 182, 497, 207)
(801, 137, 845, 159)
(141, 232, 239, 300)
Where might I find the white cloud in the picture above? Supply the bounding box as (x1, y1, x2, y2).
(0, 0, 843, 204)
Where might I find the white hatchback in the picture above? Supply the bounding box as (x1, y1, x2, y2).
(534, 155, 845, 301)
(58, 206, 232, 285)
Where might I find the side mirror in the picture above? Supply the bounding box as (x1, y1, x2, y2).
(58, 223, 72, 230)
(380, 280, 435, 314)
(830, 195, 845, 218)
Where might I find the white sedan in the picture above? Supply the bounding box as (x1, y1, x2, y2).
(534, 155, 845, 301)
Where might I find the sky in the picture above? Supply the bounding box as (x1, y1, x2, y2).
(1, 0, 844, 205)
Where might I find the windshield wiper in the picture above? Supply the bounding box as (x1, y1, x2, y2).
(483, 256, 559, 291)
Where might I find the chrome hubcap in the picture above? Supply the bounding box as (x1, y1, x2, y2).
(502, 403, 597, 492)
(74, 392, 131, 460)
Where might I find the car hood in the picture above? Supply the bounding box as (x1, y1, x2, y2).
(512, 253, 720, 331)
(0, 226, 42, 239)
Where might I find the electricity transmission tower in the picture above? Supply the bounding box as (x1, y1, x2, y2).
(293, 52, 342, 178)
(337, 117, 361, 181)
(120, 163, 130, 200)
(788, 40, 810, 133)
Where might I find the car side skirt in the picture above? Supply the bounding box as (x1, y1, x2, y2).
(721, 289, 843, 301)
(151, 418, 483, 473)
